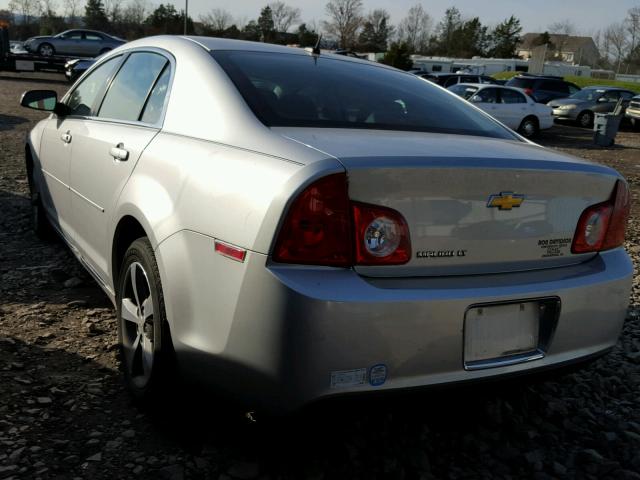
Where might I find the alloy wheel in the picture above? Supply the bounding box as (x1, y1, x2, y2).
(39, 44, 53, 56)
(120, 261, 155, 388)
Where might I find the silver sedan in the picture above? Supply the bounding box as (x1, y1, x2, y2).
(24, 29, 125, 57)
(20, 36, 632, 412)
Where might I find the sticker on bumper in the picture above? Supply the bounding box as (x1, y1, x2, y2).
(330, 368, 366, 388)
(369, 364, 387, 387)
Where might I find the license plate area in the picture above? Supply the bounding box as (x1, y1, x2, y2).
(464, 297, 560, 371)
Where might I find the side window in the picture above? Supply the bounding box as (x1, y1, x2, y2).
(98, 52, 168, 122)
(67, 31, 83, 40)
(461, 76, 477, 83)
(472, 88, 499, 104)
(568, 84, 580, 95)
(500, 89, 526, 104)
(603, 91, 620, 102)
(620, 91, 634, 100)
(85, 33, 103, 41)
(140, 65, 171, 124)
(66, 56, 121, 116)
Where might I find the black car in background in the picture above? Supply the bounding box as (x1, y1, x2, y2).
(418, 72, 500, 87)
(505, 74, 581, 104)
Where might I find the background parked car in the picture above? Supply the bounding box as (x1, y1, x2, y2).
(505, 74, 581, 104)
(64, 57, 96, 83)
(448, 83, 554, 137)
(419, 72, 500, 87)
(24, 29, 125, 57)
(9, 40, 26, 53)
(623, 95, 640, 130)
(548, 87, 637, 128)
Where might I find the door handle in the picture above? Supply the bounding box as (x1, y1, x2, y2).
(109, 143, 129, 161)
(60, 131, 72, 143)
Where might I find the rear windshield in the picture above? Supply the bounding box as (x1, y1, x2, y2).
(212, 51, 518, 140)
(506, 77, 535, 89)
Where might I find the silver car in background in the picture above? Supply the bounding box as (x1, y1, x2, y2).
(20, 36, 632, 412)
(548, 86, 636, 127)
(24, 29, 125, 57)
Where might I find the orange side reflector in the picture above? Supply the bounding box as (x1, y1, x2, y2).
(214, 240, 246, 263)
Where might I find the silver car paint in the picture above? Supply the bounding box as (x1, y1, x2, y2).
(25, 36, 632, 410)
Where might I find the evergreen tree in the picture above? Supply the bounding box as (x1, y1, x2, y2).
(257, 6, 275, 42)
(242, 20, 261, 41)
(357, 9, 392, 52)
(297, 23, 319, 48)
(379, 42, 413, 70)
(487, 15, 522, 58)
(84, 0, 109, 31)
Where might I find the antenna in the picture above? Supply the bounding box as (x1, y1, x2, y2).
(304, 33, 322, 55)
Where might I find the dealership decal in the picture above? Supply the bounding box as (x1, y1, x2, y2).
(538, 238, 572, 258)
(330, 368, 367, 389)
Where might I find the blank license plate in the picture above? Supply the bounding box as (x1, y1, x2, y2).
(464, 302, 540, 365)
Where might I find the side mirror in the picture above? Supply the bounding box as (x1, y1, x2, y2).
(20, 90, 70, 116)
(20, 90, 58, 111)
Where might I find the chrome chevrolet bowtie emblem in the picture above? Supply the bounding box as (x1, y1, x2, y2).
(487, 192, 525, 210)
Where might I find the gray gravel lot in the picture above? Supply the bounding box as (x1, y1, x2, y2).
(1, 72, 640, 480)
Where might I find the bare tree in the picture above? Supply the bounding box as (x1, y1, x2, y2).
(269, 1, 300, 33)
(396, 4, 431, 53)
(8, 0, 38, 23)
(323, 0, 363, 49)
(548, 19, 577, 61)
(200, 8, 234, 32)
(604, 22, 629, 73)
(37, 0, 58, 16)
(626, 7, 640, 67)
(122, 0, 148, 25)
(63, 0, 81, 25)
(104, 0, 124, 24)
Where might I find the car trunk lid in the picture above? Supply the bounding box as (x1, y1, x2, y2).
(276, 128, 621, 277)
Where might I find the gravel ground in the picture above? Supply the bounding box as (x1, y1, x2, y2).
(1, 72, 640, 480)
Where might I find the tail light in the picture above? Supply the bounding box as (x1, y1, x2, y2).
(572, 180, 630, 254)
(524, 88, 534, 97)
(273, 173, 411, 267)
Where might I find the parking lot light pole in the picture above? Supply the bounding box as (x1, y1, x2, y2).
(184, 0, 188, 35)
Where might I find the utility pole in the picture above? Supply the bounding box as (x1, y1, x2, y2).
(184, 0, 188, 35)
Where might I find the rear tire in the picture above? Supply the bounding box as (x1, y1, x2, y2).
(577, 111, 593, 128)
(518, 116, 539, 138)
(38, 43, 55, 57)
(117, 237, 175, 406)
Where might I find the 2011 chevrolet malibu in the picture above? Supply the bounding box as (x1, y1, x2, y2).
(20, 36, 632, 412)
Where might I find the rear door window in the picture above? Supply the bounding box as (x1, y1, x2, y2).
(499, 89, 527, 104)
(140, 65, 172, 124)
(471, 88, 499, 104)
(98, 52, 168, 122)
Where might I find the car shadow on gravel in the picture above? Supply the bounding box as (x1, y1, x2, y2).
(0, 113, 28, 131)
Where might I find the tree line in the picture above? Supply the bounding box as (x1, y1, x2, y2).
(1, 0, 639, 74)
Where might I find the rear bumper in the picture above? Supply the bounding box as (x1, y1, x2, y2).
(157, 231, 632, 411)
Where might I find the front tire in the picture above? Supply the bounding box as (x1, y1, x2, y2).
(38, 43, 55, 57)
(117, 237, 174, 405)
(518, 116, 539, 138)
(577, 111, 593, 128)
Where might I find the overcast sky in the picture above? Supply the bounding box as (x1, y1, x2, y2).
(2, 0, 638, 34)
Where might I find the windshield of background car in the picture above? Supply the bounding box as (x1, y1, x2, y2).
(571, 89, 604, 101)
(212, 51, 518, 140)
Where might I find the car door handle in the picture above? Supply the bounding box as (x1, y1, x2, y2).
(109, 143, 129, 161)
(60, 131, 72, 143)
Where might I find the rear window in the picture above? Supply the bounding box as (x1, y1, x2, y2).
(212, 51, 517, 140)
(506, 77, 535, 89)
